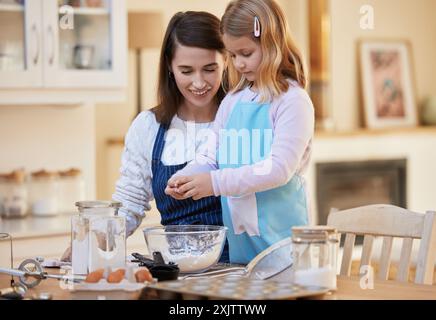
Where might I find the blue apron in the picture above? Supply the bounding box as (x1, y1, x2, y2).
(218, 98, 308, 264)
(151, 124, 229, 262)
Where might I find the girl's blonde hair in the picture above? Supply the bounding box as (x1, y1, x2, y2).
(221, 0, 306, 102)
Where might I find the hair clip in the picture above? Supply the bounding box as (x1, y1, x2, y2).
(254, 16, 261, 38)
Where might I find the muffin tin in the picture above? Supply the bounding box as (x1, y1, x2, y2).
(145, 275, 329, 300)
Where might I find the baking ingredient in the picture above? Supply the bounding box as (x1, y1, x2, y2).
(88, 217, 126, 271)
(71, 215, 89, 275)
(107, 269, 126, 283)
(293, 266, 336, 289)
(135, 268, 153, 283)
(166, 243, 222, 273)
(85, 269, 104, 283)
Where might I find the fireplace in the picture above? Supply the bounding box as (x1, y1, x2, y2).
(316, 159, 407, 225)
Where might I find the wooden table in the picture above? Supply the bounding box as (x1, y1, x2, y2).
(1, 273, 435, 300)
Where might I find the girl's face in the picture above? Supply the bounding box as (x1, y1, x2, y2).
(222, 34, 263, 83)
(171, 45, 224, 110)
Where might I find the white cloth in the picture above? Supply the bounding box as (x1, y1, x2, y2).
(112, 111, 213, 236)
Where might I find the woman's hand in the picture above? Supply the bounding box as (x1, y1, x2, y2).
(165, 176, 188, 200)
(164, 185, 187, 200)
(60, 246, 72, 262)
(166, 173, 214, 200)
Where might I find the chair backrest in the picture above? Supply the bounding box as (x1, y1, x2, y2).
(327, 204, 436, 285)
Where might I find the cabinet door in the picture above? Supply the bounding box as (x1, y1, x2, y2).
(42, 0, 127, 88)
(0, 0, 43, 88)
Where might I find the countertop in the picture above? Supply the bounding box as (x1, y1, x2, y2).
(1, 272, 435, 300)
(0, 211, 162, 239)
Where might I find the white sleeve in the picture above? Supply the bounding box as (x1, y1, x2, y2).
(112, 111, 157, 237)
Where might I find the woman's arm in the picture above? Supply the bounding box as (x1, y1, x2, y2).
(112, 112, 157, 237)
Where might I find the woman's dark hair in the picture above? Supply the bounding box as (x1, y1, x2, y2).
(152, 11, 227, 126)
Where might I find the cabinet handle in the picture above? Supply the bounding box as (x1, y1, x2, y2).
(47, 25, 55, 66)
(31, 23, 40, 66)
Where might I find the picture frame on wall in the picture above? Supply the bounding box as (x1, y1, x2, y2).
(359, 40, 418, 129)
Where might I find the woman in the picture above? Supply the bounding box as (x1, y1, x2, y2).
(112, 11, 229, 261)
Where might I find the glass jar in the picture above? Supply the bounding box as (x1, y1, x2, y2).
(291, 226, 339, 290)
(75, 200, 122, 216)
(0, 169, 28, 219)
(58, 168, 86, 214)
(88, 215, 126, 272)
(29, 170, 59, 216)
(71, 214, 90, 275)
(71, 201, 124, 274)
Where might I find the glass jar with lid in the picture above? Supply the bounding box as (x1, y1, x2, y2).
(58, 168, 86, 214)
(0, 169, 28, 219)
(75, 200, 122, 216)
(72, 201, 125, 274)
(29, 170, 59, 216)
(291, 226, 339, 290)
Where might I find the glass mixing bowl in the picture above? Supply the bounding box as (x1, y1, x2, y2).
(143, 225, 227, 273)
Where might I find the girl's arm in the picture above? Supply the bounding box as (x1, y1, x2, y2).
(112, 112, 156, 237)
(211, 89, 314, 197)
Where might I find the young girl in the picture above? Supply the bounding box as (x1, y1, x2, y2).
(166, 0, 314, 264)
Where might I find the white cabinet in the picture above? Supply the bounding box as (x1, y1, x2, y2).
(0, 0, 43, 87)
(0, 0, 127, 102)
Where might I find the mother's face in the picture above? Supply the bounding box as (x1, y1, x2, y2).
(171, 44, 224, 110)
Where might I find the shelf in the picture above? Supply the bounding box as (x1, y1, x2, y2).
(107, 127, 436, 145)
(0, 3, 24, 12)
(315, 126, 436, 139)
(59, 6, 109, 16)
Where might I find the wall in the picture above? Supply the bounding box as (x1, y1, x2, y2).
(95, 50, 137, 200)
(330, 0, 436, 131)
(277, 0, 309, 72)
(307, 131, 436, 224)
(0, 104, 96, 199)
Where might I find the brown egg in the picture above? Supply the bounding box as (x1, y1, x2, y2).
(85, 269, 104, 283)
(135, 267, 153, 283)
(107, 269, 126, 283)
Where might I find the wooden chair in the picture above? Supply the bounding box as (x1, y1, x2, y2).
(327, 204, 436, 285)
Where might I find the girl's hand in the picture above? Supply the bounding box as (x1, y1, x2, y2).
(168, 173, 214, 201)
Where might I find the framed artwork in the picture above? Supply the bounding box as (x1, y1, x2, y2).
(359, 40, 418, 129)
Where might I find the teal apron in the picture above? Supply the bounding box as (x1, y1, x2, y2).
(218, 98, 309, 264)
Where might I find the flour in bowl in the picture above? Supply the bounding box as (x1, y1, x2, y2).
(167, 243, 223, 273)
